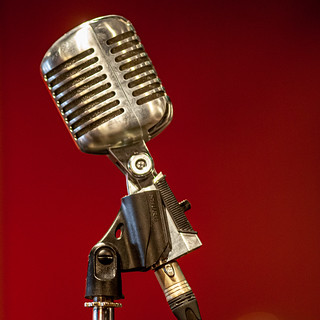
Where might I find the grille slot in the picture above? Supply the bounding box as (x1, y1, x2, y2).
(107, 31, 135, 45)
(128, 74, 157, 88)
(132, 82, 161, 97)
(111, 40, 139, 54)
(137, 91, 165, 105)
(62, 83, 111, 114)
(45, 48, 94, 79)
(75, 108, 124, 139)
(71, 99, 119, 130)
(66, 91, 116, 121)
(57, 74, 107, 105)
(124, 65, 153, 80)
(119, 56, 149, 71)
(115, 48, 144, 62)
(48, 57, 99, 88)
(54, 66, 103, 96)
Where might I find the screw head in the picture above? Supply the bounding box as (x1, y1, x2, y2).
(135, 159, 147, 170)
(128, 153, 153, 176)
(97, 249, 114, 265)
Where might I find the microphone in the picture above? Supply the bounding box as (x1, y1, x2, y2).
(41, 15, 201, 320)
(40, 15, 173, 154)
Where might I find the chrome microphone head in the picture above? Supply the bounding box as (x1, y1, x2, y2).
(40, 15, 173, 154)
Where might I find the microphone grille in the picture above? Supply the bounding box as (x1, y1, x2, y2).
(107, 30, 165, 105)
(41, 16, 172, 154)
(44, 48, 124, 140)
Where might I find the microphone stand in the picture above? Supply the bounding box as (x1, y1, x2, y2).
(84, 141, 202, 320)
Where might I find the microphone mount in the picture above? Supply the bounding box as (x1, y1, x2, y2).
(84, 141, 202, 320)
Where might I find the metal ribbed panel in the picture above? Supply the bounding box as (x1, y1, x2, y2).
(43, 48, 123, 139)
(108, 31, 166, 105)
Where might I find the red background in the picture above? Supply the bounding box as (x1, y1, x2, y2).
(1, 1, 320, 320)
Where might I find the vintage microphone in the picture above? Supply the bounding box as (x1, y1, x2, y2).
(40, 15, 172, 153)
(40, 15, 202, 320)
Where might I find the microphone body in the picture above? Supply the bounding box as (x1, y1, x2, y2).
(41, 15, 172, 154)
